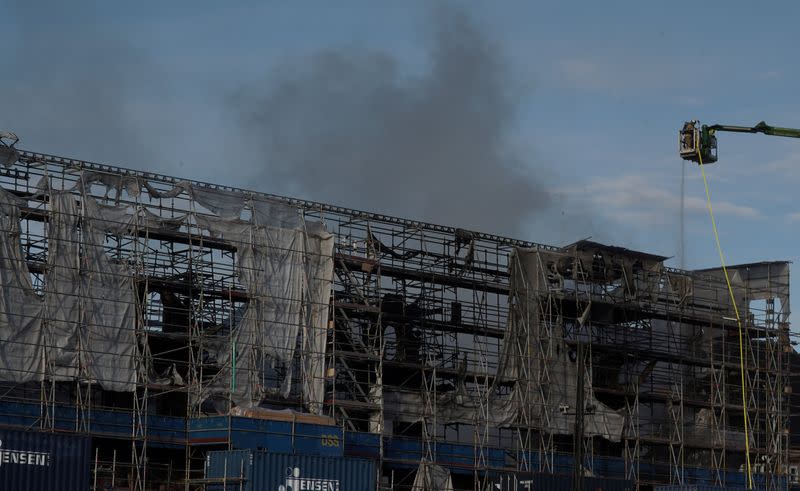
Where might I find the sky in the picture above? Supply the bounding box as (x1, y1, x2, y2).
(2, 1, 800, 324)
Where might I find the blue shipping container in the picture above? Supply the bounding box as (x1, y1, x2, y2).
(383, 437, 506, 472)
(0, 428, 90, 491)
(190, 416, 344, 457)
(492, 472, 634, 491)
(206, 450, 376, 491)
(343, 432, 380, 459)
(654, 486, 752, 491)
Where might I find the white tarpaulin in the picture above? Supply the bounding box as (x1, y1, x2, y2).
(81, 197, 139, 391)
(44, 192, 82, 381)
(194, 189, 334, 414)
(412, 461, 454, 491)
(0, 187, 140, 391)
(0, 188, 44, 383)
(506, 247, 625, 442)
(383, 389, 517, 426)
(302, 228, 334, 415)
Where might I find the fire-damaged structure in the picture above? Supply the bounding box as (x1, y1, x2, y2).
(0, 137, 790, 490)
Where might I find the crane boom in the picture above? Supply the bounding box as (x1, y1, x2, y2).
(679, 120, 800, 164)
(710, 121, 800, 138)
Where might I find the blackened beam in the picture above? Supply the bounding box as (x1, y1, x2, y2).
(330, 347, 511, 386)
(25, 260, 248, 302)
(12, 195, 780, 334)
(15, 201, 238, 252)
(17, 149, 553, 251)
(334, 305, 506, 338)
(634, 434, 764, 453)
(26, 256, 777, 343)
(16, 199, 513, 294)
(384, 358, 509, 385)
(566, 337, 781, 373)
(594, 385, 773, 414)
(336, 257, 509, 294)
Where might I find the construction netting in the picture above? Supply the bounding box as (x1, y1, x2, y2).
(0, 174, 334, 413)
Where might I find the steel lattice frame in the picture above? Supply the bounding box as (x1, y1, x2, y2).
(0, 147, 787, 490)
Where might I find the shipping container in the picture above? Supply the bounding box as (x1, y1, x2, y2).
(205, 450, 377, 491)
(492, 472, 634, 491)
(654, 486, 750, 491)
(343, 431, 380, 460)
(0, 400, 187, 448)
(0, 428, 90, 491)
(655, 480, 788, 491)
(383, 437, 506, 473)
(190, 416, 344, 457)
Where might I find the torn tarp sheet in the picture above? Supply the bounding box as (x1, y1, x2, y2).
(0, 188, 44, 382)
(85, 199, 183, 235)
(81, 197, 139, 391)
(383, 389, 517, 426)
(45, 192, 82, 381)
(196, 210, 334, 414)
(142, 180, 192, 200)
(505, 247, 625, 442)
(302, 228, 334, 415)
(0, 190, 139, 391)
(693, 262, 790, 323)
(78, 171, 141, 198)
(252, 197, 303, 229)
(412, 462, 454, 491)
(190, 186, 246, 218)
(381, 248, 623, 439)
(187, 183, 303, 227)
(248, 226, 306, 397)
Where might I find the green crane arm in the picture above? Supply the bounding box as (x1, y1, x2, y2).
(679, 120, 800, 164)
(709, 121, 800, 138)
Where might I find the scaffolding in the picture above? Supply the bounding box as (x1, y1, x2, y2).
(0, 144, 790, 490)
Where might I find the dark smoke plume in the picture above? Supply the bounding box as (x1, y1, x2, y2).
(234, 9, 549, 237)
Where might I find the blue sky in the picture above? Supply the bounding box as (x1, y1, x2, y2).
(2, 1, 800, 320)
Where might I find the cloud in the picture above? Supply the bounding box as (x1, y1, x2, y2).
(554, 55, 714, 94)
(757, 70, 782, 81)
(760, 151, 800, 177)
(561, 174, 760, 226)
(558, 59, 603, 88)
(787, 212, 800, 223)
(673, 95, 705, 106)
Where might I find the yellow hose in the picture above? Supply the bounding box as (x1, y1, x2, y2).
(696, 150, 753, 489)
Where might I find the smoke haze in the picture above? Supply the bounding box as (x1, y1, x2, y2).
(0, 1, 168, 167)
(234, 9, 550, 237)
(0, 3, 609, 244)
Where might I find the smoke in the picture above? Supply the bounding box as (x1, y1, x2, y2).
(234, 8, 550, 237)
(0, 4, 616, 247)
(0, 1, 167, 167)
